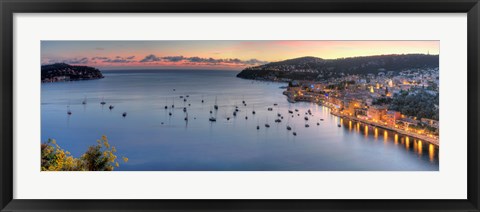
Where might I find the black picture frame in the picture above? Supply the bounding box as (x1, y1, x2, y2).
(1, 0, 479, 211)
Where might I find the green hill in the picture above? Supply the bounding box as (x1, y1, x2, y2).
(237, 54, 439, 81)
(41, 63, 104, 82)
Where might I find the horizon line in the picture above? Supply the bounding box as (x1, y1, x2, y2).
(42, 53, 439, 71)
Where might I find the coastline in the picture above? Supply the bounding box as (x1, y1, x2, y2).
(42, 70, 439, 171)
(278, 81, 440, 146)
(41, 77, 104, 83)
(330, 110, 439, 146)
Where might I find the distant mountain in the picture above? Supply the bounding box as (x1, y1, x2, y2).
(41, 63, 104, 82)
(236, 54, 439, 81)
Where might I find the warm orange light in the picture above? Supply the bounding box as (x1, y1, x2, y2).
(429, 144, 435, 162)
(418, 140, 423, 155)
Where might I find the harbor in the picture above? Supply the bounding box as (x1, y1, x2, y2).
(40, 40, 441, 172)
(41, 69, 439, 171)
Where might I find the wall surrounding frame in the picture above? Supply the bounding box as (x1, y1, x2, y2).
(1, 0, 479, 211)
(13, 13, 467, 200)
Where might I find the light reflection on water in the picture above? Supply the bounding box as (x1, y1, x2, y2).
(337, 119, 438, 163)
(41, 70, 439, 171)
(429, 144, 436, 162)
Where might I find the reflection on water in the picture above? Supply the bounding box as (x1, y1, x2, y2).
(429, 144, 435, 162)
(41, 70, 439, 171)
(339, 119, 438, 164)
(418, 141, 423, 155)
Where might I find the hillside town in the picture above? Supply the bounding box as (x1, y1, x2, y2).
(283, 68, 439, 145)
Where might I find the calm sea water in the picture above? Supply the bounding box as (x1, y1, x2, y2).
(41, 70, 439, 171)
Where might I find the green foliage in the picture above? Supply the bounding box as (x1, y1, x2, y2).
(372, 97, 393, 105)
(41, 63, 103, 81)
(388, 90, 439, 120)
(41, 135, 128, 171)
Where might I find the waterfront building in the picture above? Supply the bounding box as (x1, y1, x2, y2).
(327, 96, 344, 109)
(383, 110, 401, 127)
(421, 118, 439, 131)
(397, 117, 420, 130)
(367, 105, 388, 122)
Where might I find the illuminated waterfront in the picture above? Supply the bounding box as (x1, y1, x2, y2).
(333, 111, 439, 146)
(41, 70, 439, 171)
(338, 117, 437, 162)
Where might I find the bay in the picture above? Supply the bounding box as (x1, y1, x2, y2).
(41, 70, 439, 171)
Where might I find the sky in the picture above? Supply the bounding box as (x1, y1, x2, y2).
(41, 41, 439, 70)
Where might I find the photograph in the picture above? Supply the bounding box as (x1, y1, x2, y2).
(40, 40, 440, 171)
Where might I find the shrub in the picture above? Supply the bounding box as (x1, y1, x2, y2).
(41, 135, 128, 171)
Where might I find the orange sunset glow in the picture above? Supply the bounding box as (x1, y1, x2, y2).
(41, 40, 439, 70)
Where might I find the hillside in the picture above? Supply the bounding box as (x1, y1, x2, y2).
(41, 63, 104, 82)
(236, 54, 439, 81)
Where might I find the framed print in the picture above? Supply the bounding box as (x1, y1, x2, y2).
(1, 0, 479, 211)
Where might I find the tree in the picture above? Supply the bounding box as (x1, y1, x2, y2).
(41, 135, 128, 171)
(388, 90, 439, 120)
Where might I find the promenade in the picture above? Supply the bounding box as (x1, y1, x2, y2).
(331, 111, 439, 146)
